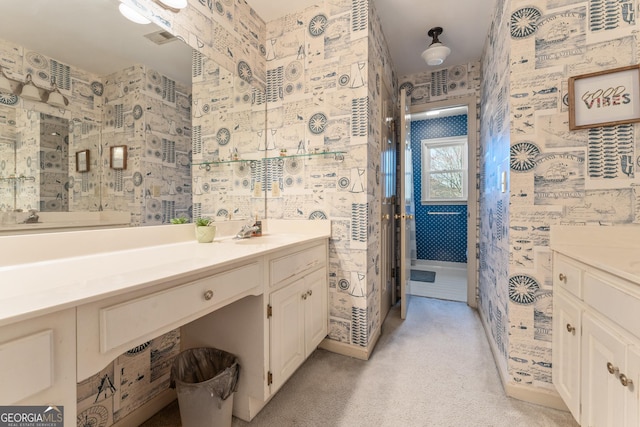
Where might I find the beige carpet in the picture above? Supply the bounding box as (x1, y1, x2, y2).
(142, 297, 578, 427)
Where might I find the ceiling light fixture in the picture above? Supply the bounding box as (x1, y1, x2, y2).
(421, 27, 451, 66)
(46, 80, 68, 108)
(19, 74, 42, 101)
(118, 3, 151, 24)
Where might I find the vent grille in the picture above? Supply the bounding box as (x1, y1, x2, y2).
(144, 30, 178, 45)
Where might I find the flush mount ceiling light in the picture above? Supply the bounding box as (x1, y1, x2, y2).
(118, 3, 151, 24)
(421, 26, 451, 66)
(154, 0, 188, 11)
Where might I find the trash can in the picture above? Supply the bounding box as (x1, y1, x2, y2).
(170, 347, 240, 427)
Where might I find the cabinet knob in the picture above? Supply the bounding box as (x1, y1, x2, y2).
(558, 273, 567, 283)
(301, 293, 307, 300)
(566, 323, 576, 335)
(307, 290, 313, 297)
(607, 362, 619, 375)
(394, 214, 403, 220)
(204, 290, 214, 301)
(620, 374, 633, 388)
(382, 214, 390, 220)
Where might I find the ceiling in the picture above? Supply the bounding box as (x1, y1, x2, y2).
(0, 0, 496, 89)
(0, 0, 193, 86)
(248, 0, 497, 77)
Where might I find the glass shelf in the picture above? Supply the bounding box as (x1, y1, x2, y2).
(191, 151, 346, 167)
(0, 175, 36, 182)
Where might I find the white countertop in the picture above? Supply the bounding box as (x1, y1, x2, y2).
(0, 220, 330, 327)
(550, 225, 640, 285)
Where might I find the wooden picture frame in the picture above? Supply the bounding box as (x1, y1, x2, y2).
(110, 145, 127, 170)
(569, 64, 640, 130)
(76, 150, 89, 172)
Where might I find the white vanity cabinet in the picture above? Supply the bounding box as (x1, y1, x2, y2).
(553, 252, 640, 426)
(269, 266, 327, 392)
(180, 240, 328, 422)
(0, 308, 76, 427)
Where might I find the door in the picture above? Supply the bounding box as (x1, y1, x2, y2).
(552, 289, 582, 421)
(399, 89, 413, 320)
(380, 78, 396, 321)
(270, 280, 305, 393)
(304, 267, 328, 356)
(581, 312, 626, 427)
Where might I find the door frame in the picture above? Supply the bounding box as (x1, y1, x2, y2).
(409, 94, 478, 308)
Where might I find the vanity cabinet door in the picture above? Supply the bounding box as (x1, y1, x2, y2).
(581, 312, 626, 427)
(626, 346, 640, 427)
(304, 267, 328, 357)
(552, 288, 582, 422)
(270, 277, 306, 393)
(0, 309, 76, 427)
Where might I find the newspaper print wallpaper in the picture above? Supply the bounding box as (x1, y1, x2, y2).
(263, 0, 395, 349)
(480, 0, 640, 394)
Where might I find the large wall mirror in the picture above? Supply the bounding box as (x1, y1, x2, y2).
(0, 0, 267, 233)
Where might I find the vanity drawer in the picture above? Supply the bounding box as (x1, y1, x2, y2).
(99, 261, 261, 354)
(0, 330, 53, 403)
(584, 272, 640, 339)
(554, 254, 583, 298)
(270, 243, 326, 287)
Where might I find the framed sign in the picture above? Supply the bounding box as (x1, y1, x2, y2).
(76, 150, 90, 172)
(569, 64, 640, 130)
(110, 145, 127, 170)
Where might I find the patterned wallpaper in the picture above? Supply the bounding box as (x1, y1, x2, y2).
(411, 115, 468, 262)
(480, 0, 640, 395)
(0, 37, 103, 213)
(261, 0, 395, 349)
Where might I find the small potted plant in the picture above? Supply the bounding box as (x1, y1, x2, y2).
(194, 217, 216, 243)
(170, 216, 189, 224)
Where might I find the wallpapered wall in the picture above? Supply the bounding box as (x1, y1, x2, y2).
(411, 115, 469, 263)
(480, 0, 640, 396)
(0, 37, 103, 213)
(261, 0, 395, 349)
(0, 38, 191, 225)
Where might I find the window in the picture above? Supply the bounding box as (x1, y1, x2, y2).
(421, 136, 468, 202)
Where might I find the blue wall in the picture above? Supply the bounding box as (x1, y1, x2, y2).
(411, 114, 468, 263)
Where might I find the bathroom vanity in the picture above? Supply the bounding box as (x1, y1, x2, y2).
(0, 220, 330, 426)
(551, 226, 640, 427)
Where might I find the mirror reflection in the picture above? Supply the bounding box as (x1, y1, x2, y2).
(0, 0, 196, 229)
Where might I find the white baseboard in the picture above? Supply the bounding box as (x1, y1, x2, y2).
(478, 309, 569, 412)
(319, 327, 381, 361)
(113, 388, 177, 427)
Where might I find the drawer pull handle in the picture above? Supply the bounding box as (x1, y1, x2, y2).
(558, 273, 566, 283)
(566, 324, 575, 335)
(620, 374, 633, 388)
(204, 290, 214, 301)
(607, 362, 619, 375)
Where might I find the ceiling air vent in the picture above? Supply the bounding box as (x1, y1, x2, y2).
(144, 30, 178, 45)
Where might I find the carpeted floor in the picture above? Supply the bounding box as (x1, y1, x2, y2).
(142, 297, 578, 427)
